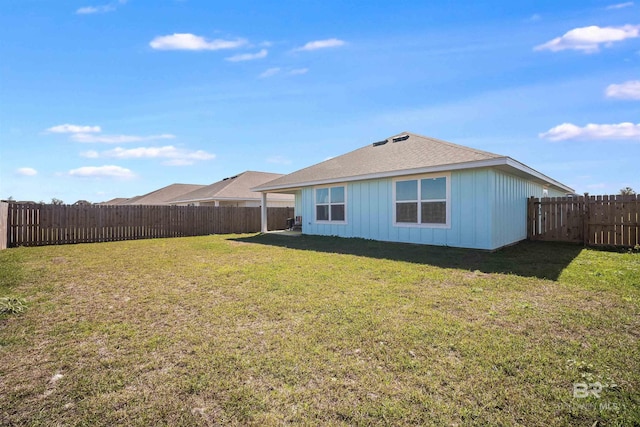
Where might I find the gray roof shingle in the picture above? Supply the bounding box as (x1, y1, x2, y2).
(254, 132, 505, 191)
(170, 171, 294, 203)
(98, 197, 130, 205)
(118, 184, 206, 205)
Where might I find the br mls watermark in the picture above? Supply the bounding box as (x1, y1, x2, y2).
(561, 360, 634, 413)
(573, 381, 616, 399)
(558, 381, 627, 412)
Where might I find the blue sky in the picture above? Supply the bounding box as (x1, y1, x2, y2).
(1, 0, 639, 203)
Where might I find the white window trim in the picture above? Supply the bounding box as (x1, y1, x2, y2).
(314, 185, 348, 224)
(392, 172, 451, 229)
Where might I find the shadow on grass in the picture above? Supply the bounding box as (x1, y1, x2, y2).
(230, 234, 584, 281)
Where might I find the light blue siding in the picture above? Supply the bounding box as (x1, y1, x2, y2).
(293, 168, 559, 250)
(453, 169, 492, 249)
(351, 179, 390, 242)
(491, 170, 542, 249)
(489, 170, 566, 248)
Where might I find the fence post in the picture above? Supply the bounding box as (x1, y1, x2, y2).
(527, 197, 534, 240)
(0, 202, 7, 250)
(0, 204, 294, 247)
(582, 192, 589, 247)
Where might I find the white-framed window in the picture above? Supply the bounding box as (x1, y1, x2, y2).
(315, 186, 346, 223)
(393, 173, 450, 227)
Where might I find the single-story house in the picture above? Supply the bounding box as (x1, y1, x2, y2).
(253, 132, 573, 250)
(169, 171, 294, 208)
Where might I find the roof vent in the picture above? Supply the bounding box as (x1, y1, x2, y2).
(372, 139, 387, 147)
(392, 134, 409, 143)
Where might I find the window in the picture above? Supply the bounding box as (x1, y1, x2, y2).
(396, 180, 418, 223)
(394, 175, 449, 226)
(316, 186, 346, 222)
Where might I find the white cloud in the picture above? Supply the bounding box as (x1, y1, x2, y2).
(16, 167, 37, 176)
(606, 2, 634, 9)
(259, 67, 281, 78)
(81, 150, 100, 158)
(528, 14, 542, 22)
(258, 67, 308, 78)
(225, 49, 268, 62)
(76, 0, 127, 14)
(605, 80, 640, 99)
(47, 124, 176, 144)
(47, 124, 101, 134)
(68, 165, 135, 179)
(534, 25, 640, 53)
(289, 68, 309, 75)
(539, 122, 640, 141)
(266, 155, 292, 165)
(87, 145, 215, 165)
(76, 5, 115, 14)
(71, 133, 176, 144)
(294, 38, 346, 52)
(149, 33, 247, 51)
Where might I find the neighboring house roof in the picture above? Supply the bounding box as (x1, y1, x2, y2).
(97, 198, 130, 205)
(169, 171, 294, 204)
(118, 184, 206, 205)
(253, 131, 573, 193)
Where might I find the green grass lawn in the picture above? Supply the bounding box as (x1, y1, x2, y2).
(1, 234, 639, 426)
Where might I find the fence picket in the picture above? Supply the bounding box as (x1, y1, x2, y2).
(528, 194, 639, 247)
(4, 203, 294, 247)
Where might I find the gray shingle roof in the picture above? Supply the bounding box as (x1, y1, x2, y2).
(98, 197, 130, 205)
(170, 171, 294, 203)
(118, 184, 206, 205)
(254, 132, 506, 191)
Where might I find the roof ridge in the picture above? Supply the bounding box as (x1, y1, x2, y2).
(269, 143, 371, 175)
(169, 179, 234, 202)
(401, 131, 503, 159)
(169, 170, 289, 203)
(232, 170, 285, 176)
(142, 183, 204, 196)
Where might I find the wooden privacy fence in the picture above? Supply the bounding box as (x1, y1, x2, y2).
(528, 194, 639, 247)
(2, 203, 294, 248)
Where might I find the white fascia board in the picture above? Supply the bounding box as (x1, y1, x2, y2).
(504, 158, 574, 193)
(171, 195, 294, 204)
(253, 158, 509, 192)
(250, 186, 304, 193)
(169, 197, 257, 204)
(253, 157, 574, 194)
